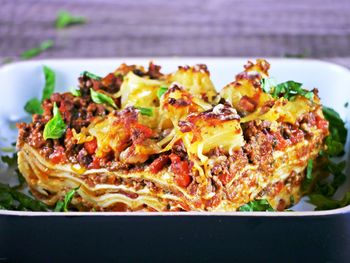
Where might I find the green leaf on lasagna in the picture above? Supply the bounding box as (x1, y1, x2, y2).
(42, 66, 56, 100)
(238, 199, 275, 211)
(157, 86, 168, 98)
(90, 88, 117, 109)
(43, 102, 66, 140)
(24, 98, 44, 115)
(81, 71, 102, 81)
(136, 107, 153, 117)
(271, 81, 314, 101)
(70, 87, 81, 97)
(54, 186, 80, 212)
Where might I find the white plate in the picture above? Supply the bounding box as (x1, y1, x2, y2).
(0, 57, 349, 216)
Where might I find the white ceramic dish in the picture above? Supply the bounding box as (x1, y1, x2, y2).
(0, 57, 349, 217)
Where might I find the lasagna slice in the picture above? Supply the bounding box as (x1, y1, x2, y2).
(17, 60, 329, 211)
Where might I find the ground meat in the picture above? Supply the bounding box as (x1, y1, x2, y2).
(242, 121, 274, 172)
(17, 73, 117, 167)
(147, 62, 163, 79)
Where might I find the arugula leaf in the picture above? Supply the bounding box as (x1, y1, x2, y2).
(24, 98, 44, 115)
(309, 192, 350, 211)
(157, 86, 168, 98)
(81, 71, 102, 80)
(20, 40, 54, 59)
(1, 153, 18, 167)
(322, 106, 347, 157)
(238, 199, 275, 211)
(302, 160, 313, 190)
(54, 186, 80, 212)
(271, 81, 314, 101)
(0, 183, 48, 211)
(43, 102, 66, 140)
(137, 107, 153, 117)
(90, 88, 117, 108)
(42, 66, 55, 100)
(70, 87, 81, 97)
(55, 10, 86, 29)
(313, 160, 346, 197)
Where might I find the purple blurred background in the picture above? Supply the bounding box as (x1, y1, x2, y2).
(1, 0, 350, 67)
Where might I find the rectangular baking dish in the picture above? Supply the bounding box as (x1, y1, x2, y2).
(0, 58, 349, 263)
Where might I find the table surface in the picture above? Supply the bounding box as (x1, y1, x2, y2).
(1, 0, 350, 68)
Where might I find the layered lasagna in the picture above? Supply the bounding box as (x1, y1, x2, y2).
(17, 60, 329, 211)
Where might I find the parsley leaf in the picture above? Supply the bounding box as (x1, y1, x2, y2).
(43, 102, 66, 140)
(54, 186, 80, 212)
(55, 10, 86, 29)
(157, 86, 168, 98)
(238, 199, 275, 211)
(322, 106, 347, 157)
(81, 71, 102, 80)
(70, 87, 81, 97)
(137, 107, 153, 117)
(20, 40, 54, 60)
(90, 89, 117, 109)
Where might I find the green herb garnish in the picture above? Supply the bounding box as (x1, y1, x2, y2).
(42, 66, 56, 100)
(271, 81, 314, 101)
(323, 106, 347, 157)
(307, 106, 348, 210)
(81, 71, 102, 80)
(345, 102, 349, 108)
(137, 107, 153, 117)
(314, 160, 346, 197)
(0, 183, 48, 211)
(70, 87, 81, 97)
(54, 186, 80, 212)
(309, 192, 350, 211)
(43, 103, 66, 140)
(90, 88, 117, 108)
(24, 98, 44, 115)
(302, 160, 313, 190)
(55, 10, 86, 29)
(238, 199, 275, 211)
(20, 40, 54, 60)
(24, 66, 56, 115)
(1, 153, 18, 167)
(157, 86, 168, 98)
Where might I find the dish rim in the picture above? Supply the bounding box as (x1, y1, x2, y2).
(0, 57, 349, 217)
